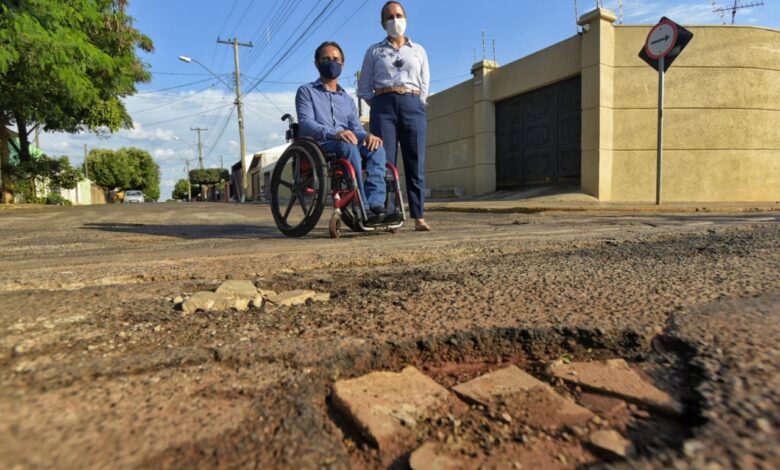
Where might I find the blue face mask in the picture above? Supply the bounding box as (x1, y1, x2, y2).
(317, 60, 342, 80)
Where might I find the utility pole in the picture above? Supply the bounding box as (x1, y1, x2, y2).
(190, 127, 207, 169)
(355, 71, 363, 117)
(217, 37, 253, 202)
(83, 144, 89, 179)
(184, 158, 192, 201)
(220, 155, 224, 169)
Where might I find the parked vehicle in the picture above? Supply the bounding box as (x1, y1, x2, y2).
(124, 190, 145, 203)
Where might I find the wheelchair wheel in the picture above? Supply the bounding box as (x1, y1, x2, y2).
(270, 141, 326, 237)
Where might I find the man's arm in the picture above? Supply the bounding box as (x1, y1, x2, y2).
(347, 97, 367, 143)
(296, 86, 339, 141)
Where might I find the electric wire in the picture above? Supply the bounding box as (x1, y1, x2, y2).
(135, 103, 233, 127)
(136, 77, 217, 94)
(131, 81, 221, 115)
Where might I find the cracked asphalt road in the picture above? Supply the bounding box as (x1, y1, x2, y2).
(0, 203, 778, 469)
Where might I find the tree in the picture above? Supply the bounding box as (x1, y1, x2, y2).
(0, 0, 153, 202)
(172, 179, 189, 200)
(189, 168, 228, 201)
(86, 147, 159, 200)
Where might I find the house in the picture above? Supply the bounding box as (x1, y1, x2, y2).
(246, 144, 289, 201)
(419, 8, 780, 202)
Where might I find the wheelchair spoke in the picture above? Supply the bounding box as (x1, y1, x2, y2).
(278, 179, 293, 189)
(282, 194, 296, 221)
(296, 190, 309, 214)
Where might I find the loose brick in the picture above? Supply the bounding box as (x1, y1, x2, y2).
(548, 359, 682, 415)
(453, 365, 594, 429)
(332, 366, 458, 459)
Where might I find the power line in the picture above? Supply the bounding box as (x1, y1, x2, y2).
(131, 81, 221, 115)
(136, 77, 217, 94)
(135, 103, 233, 127)
(242, 0, 341, 97)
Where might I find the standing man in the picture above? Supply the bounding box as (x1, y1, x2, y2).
(358, 1, 431, 231)
(297, 41, 387, 224)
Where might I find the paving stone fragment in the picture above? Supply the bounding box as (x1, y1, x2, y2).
(548, 359, 682, 415)
(267, 290, 315, 306)
(589, 430, 635, 459)
(578, 392, 627, 415)
(312, 292, 330, 302)
(453, 365, 593, 429)
(257, 289, 276, 298)
(215, 280, 258, 299)
(250, 295, 264, 309)
(409, 442, 467, 470)
(331, 366, 458, 459)
(181, 291, 220, 314)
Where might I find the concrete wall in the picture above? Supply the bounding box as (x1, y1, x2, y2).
(422, 8, 780, 202)
(609, 24, 780, 202)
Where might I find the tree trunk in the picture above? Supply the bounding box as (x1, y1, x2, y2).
(15, 113, 32, 164)
(0, 113, 13, 203)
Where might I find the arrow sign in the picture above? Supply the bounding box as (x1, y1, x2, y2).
(639, 17, 693, 72)
(651, 34, 670, 46)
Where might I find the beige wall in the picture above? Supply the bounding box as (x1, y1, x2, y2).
(609, 25, 780, 201)
(422, 8, 780, 202)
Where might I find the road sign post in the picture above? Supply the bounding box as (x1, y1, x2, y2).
(639, 17, 693, 205)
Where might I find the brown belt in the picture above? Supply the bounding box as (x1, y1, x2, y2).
(374, 86, 420, 96)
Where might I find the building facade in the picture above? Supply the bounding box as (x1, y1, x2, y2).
(421, 8, 780, 202)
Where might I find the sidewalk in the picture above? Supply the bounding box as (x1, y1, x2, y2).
(425, 185, 780, 214)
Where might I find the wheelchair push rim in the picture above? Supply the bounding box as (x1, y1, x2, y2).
(270, 142, 326, 237)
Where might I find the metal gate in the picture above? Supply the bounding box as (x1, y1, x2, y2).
(495, 76, 581, 188)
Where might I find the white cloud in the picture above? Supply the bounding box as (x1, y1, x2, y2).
(602, 0, 765, 25)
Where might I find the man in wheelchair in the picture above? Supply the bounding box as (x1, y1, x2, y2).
(295, 41, 388, 225)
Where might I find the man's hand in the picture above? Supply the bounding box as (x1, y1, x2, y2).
(335, 130, 358, 145)
(364, 133, 383, 152)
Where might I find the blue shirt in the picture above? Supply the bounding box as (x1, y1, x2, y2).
(295, 79, 366, 145)
(358, 38, 430, 103)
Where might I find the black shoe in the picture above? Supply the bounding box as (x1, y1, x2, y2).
(366, 207, 386, 225)
(384, 211, 404, 224)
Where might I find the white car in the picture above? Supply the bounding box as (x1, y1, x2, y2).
(124, 190, 145, 203)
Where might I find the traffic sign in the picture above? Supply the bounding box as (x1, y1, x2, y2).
(645, 19, 678, 59)
(639, 17, 693, 72)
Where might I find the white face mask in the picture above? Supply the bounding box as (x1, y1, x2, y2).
(384, 18, 407, 38)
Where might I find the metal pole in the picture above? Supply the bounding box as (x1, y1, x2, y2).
(656, 55, 665, 205)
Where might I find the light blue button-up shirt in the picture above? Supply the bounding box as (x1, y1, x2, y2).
(295, 79, 367, 145)
(358, 38, 430, 103)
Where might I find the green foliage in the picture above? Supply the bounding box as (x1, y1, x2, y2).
(0, 0, 153, 134)
(172, 179, 189, 200)
(189, 168, 229, 185)
(86, 147, 159, 200)
(45, 192, 71, 205)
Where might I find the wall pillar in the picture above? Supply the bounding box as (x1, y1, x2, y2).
(471, 60, 499, 195)
(578, 8, 617, 200)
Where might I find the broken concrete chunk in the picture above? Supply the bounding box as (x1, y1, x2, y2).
(578, 392, 627, 415)
(332, 366, 459, 461)
(409, 442, 465, 470)
(181, 291, 220, 314)
(548, 359, 682, 415)
(214, 280, 258, 299)
(589, 430, 635, 459)
(312, 292, 330, 302)
(267, 290, 315, 306)
(250, 295, 265, 309)
(453, 365, 594, 429)
(257, 289, 277, 298)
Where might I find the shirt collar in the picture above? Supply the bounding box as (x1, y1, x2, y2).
(313, 78, 345, 93)
(381, 37, 414, 48)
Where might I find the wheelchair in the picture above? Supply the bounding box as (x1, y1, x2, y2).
(270, 114, 406, 238)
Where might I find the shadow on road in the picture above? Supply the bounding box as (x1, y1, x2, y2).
(81, 222, 289, 240)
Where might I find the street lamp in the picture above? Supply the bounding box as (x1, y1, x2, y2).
(178, 53, 249, 202)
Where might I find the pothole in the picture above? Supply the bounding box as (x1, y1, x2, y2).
(326, 329, 704, 469)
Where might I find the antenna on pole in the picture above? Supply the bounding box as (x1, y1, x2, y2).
(492, 38, 496, 63)
(481, 30, 486, 60)
(712, 1, 764, 25)
(618, 0, 624, 24)
(574, 0, 580, 33)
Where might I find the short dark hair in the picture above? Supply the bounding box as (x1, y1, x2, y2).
(314, 41, 344, 62)
(381, 1, 405, 21)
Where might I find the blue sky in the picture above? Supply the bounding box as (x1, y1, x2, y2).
(37, 0, 780, 200)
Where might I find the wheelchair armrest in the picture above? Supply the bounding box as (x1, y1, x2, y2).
(285, 123, 300, 142)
